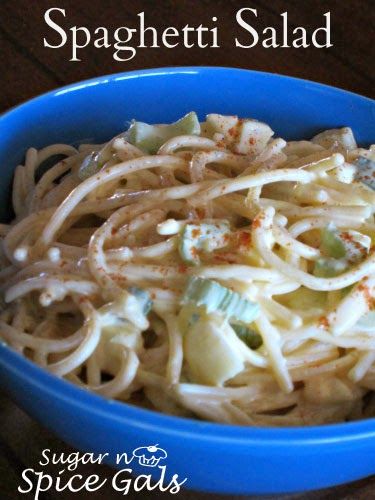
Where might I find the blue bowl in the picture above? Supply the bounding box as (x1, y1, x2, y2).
(0, 67, 374, 495)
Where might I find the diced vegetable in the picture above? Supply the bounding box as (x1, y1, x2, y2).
(231, 323, 263, 350)
(184, 315, 245, 385)
(313, 258, 348, 278)
(127, 122, 162, 155)
(320, 223, 346, 259)
(179, 221, 230, 265)
(354, 156, 375, 191)
(205, 114, 238, 136)
(78, 140, 116, 180)
(181, 276, 259, 323)
(235, 120, 273, 155)
(78, 152, 100, 180)
(205, 114, 273, 155)
(280, 287, 327, 310)
(127, 286, 152, 315)
(314, 223, 370, 277)
(320, 223, 370, 264)
(177, 305, 202, 333)
(126, 112, 200, 154)
(312, 127, 357, 151)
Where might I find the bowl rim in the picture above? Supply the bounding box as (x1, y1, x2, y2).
(1, 65, 373, 122)
(2, 343, 375, 445)
(0, 66, 374, 446)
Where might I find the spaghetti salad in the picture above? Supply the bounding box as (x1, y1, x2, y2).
(1, 112, 375, 426)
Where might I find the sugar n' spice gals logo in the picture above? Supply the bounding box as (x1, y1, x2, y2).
(18, 445, 187, 498)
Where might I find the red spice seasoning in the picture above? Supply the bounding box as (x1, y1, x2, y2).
(228, 126, 239, 139)
(238, 231, 252, 247)
(216, 140, 226, 149)
(318, 316, 329, 329)
(252, 214, 264, 230)
(357, 283, 373, 308)
(190, 247, 199, 258)
(214, 253, 238, 264)
(195, 208, 205, 219)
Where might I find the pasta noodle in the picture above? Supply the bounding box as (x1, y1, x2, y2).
(1, 112, 374, 426)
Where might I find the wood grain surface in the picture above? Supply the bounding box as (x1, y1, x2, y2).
(0, 0, 374, 113)
(0, 1, 374, 498)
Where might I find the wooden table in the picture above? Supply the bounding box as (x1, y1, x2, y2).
(0, 0, 374, 498)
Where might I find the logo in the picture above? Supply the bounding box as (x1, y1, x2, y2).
(17, 445, 187, 498)
(132, 444, 167, 467)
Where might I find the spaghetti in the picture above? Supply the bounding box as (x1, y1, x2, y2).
(1, 113, 374, 426)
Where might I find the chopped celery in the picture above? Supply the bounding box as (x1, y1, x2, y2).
(127, 286, 152, 315)
(320, 223, 370, 263)
(127, 122, 162, 154)
(179, 221, 230, 265)
(127, 112, 200, 154)
(181, 276, 259, 323)
(184, 315, 245, 385)
(313, 257, 347, 278)
(78, 152, 100, 180)
(280, 287, 327, 310)
(354, 156, 375, 191)
(321, 223, 346, 259)
(231, 323, 263, 350)
(316, 223, 370, 277)
(78, 139, 116, 180)
(166, 111, 200, 136)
